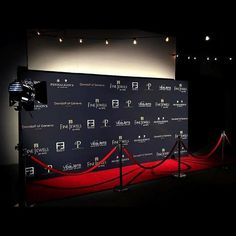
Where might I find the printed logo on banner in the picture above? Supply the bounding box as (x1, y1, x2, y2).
(111, 154, 128, 163)
(50, 79, 74, 89)
(90, 140, 107, 148)
(138, 101, 152, 108)
(124, 100, 133, 108)
(56, 142, 65, 152)
(155, 99, 170, 109)
(87, 156, 106, 168)
(45, 165, 52, 174)
(22, 123, 54, 130)
(25, 143, 49, 156)
(171, 117, 188, 122)
(134, 135, 150, 144)
(53, 101, 83, 108)
(22, 71, 188, 175)
(60, 120, 82, 131)
(153, 116, 169, 125)
(25, 167, 34, 177)
(73, 140, 84, 150)
(175, 130, 188, 140)
(115, 120, 131, 127)
(34, 104, 48, 110)
(112, 100, 119, 108)
(174, 146, 187, 155)
(133, 153, 153, 158)
(79, 82, 105, 88)
(112, 136, 129, 146)
(145, 82, 153, 91)
(87, 120, 95, 129)
(153, 134, 172, 139)
(110, 80, 128, 92)
(156, 148, 169, 157)
(88, 99, 107, 110)
(132, 82, 139, 91)
(101, 119, 110, 128)
(159, 84, 172, 91)
(63, 163, 82, 171)
(173, 100, 187, 108)
(134, 116, 150, 127)
(174, 83, 188, 93)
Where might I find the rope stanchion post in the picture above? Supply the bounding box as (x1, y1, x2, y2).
(114, 137, 128, 192)
(221, 130, 230, 170)
(17, 103, 27, 207)
(221, 131, 226, 161)
(173, 135, 186, 179)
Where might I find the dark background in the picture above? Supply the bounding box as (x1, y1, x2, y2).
(0, 7, 235, 220)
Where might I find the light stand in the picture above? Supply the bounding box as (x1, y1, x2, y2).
(16, 101, 27, 207)
(9, 67, 47, 207)
(173, 135, 186, 178)
(113, 138, 128, 192)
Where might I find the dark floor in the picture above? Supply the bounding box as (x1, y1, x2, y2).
(2, 163, 236, 211)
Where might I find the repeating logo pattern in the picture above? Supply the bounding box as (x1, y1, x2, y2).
(22, 71, 188, 178)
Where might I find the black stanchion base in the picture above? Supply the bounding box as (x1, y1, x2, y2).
(13, 202, 35, 208)
(113, 186, 129, 192)
(173, 173, 187, 178)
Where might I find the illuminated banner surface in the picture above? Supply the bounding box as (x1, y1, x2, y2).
(21, 70, 188, 178)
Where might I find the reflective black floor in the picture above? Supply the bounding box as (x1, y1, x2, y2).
(2, 163, 236, 210)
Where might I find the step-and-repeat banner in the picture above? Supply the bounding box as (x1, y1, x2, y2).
(21, 70, 188, 179)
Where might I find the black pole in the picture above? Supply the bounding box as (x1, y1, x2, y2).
(222, 131, 225, 161)
(114, 138, 128, 192)
(18, 102, 26, 207)
(173, 135, 186, 178)
(178, 136, 181, 178)
(17, 67, 27, 207)
(118, 139, 123, 188)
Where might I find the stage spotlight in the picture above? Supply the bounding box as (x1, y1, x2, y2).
(9, 80, 47, 111)
(8, 81, 23, 104)
(205, 35, 210, 41)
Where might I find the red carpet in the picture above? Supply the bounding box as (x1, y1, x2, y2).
(26, 155, 230, 204)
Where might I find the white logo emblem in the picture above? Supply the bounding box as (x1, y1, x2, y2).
(75, 140, 82, 149)
(132, 82, 139, 91)
(126, 100, 132, 107)
(112, 100, 119, 108)
(102, 119, 109, 127)
(146, 83, 152, 90)
(45, 165, 52, 173)
(87, 119, 95, 129)
(25, 167, 34, 177)
(56, 142, 65, 152)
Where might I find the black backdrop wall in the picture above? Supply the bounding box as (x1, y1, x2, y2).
(21, 70, 188, 178)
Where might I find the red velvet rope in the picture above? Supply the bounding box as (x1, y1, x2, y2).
(31, 146, 117, 176)
(123, 141, 177, 169)
(181, 135, 223, 159)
